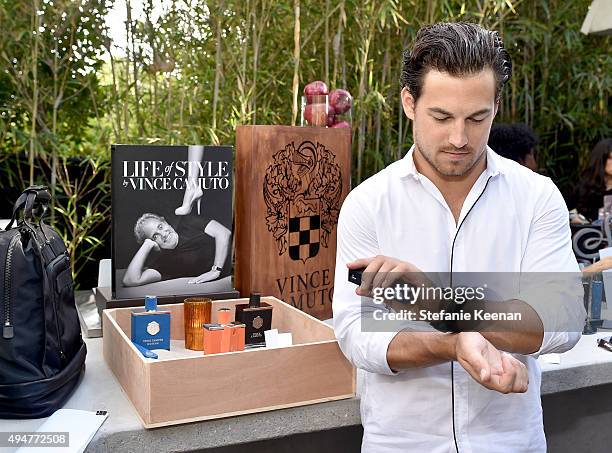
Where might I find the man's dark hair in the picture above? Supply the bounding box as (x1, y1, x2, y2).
(488, 123, 538, 163)
(400, 22, 512, 103)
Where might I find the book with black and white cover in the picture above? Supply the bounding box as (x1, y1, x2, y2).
(111, 145, 233, 299)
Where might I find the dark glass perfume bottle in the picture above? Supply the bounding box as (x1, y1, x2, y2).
(234, 293, 272, 346)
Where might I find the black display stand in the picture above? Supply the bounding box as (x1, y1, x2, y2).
(94, 286, 240, 319)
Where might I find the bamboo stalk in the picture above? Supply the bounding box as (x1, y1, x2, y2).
(212, 0, 224, 131)
(251, 1, 257, 124)
(167, 75, 173, 133)
(49, 8, 79, 224)
(179, 83, 185, 131)
(386, 28, 399, 164)
(376, 29, 389, 166)
(28, 0, 41, 187)
(123, 5, 131, 138)
(145, 0, 156, 134)
(397, 94, 403, 161)
(341, 20, 346, 89)
(356, 3, 375, 183)
(530, 38, 535, 127)
(108, 50, 122, 140)
(127, 0, 144, 135)
(325, 0, 329, 84)
(332, 1, 344, 88)
(50, 25, 60, 224)
(240, 0, 251, 123)
(291, 0, 300, 126)
(251, 0, 270, 125)
(540, 31, 549, 118)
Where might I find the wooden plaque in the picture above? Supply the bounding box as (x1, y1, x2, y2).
(235, 126, 351, 319)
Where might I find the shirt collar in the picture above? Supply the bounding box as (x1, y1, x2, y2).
(397, 145, 505, 179)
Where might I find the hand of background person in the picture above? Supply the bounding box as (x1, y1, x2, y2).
(569, 209, 589, 225)
(188, 269, 221, 284)
(581, 256, 612, 273)
(455, 332, 529, 394)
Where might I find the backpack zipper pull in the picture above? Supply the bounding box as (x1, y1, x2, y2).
(3, 322, 14, 339)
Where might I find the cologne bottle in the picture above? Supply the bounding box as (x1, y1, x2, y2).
(229, 322, 246, 351)
(131, 295, 171, 351)
(203, 323, 224, 355)
(217, 307, 234, 353)
(234, 293, 273, 346)
(217, 307, 232, 325)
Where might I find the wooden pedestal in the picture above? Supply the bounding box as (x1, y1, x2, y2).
(235, 126, 351, 319)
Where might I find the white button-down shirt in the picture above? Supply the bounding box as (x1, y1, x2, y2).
(333, 147, 586, 453)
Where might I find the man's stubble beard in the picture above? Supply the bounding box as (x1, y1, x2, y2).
(414, 135, 487, 178)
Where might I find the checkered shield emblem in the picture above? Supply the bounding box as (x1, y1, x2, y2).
(288, 201, 321, 263)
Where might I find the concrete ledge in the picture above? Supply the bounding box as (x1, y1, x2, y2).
(89, 399, 361, 453)
(539, 332, 612, 395)
(4, 292, 612, 452)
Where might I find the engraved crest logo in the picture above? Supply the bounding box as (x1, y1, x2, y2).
(253, 316, 264, 330)
(147, 321, 160, 336)
(263, 141, 343, 263)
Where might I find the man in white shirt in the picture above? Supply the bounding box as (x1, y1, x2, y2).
(333, 22, 585, 452)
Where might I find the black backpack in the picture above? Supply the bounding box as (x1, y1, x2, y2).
(0, 186, 87, 418)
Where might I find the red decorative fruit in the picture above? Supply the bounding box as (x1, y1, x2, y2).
(304, 80, 329, 96)
(331, 120, 350, 128)
(329, 89, 352, 114)
(326, 105, 336, 127)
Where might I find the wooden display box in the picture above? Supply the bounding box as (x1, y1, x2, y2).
(103, 296, 355, 428)
(235, 125, 351, 320)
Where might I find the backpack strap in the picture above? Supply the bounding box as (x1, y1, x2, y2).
(6, 186, 51, 230)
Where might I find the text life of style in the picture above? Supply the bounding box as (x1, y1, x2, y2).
(122, 160, 231, 191)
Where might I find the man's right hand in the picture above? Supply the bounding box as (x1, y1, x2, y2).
(455, 332, 529, 394)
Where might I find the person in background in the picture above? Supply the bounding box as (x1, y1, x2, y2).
(572, 138, 612, 222)
(488, 122, 538, 171)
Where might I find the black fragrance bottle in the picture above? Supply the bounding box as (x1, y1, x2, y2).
(234, 293, 273, 346)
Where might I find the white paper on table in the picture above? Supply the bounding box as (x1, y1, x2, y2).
(15, 408, 108, 453)
(264, 329, 279, 348)
(277, 332, 293, 347)
(263, 329, 292, 348)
